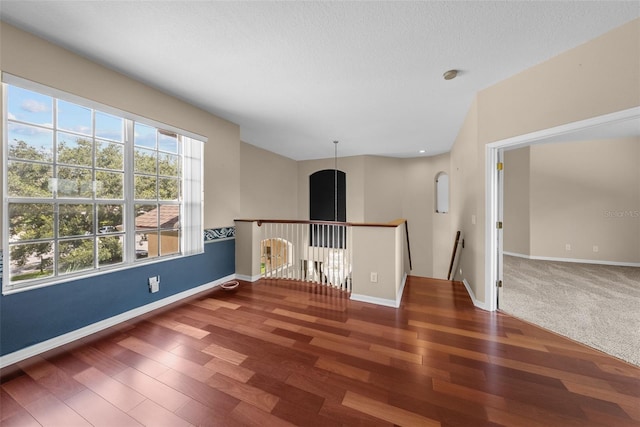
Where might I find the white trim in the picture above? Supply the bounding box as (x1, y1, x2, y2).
(0, 273, 235, 368)
(350, 273, 407, 309)
(462, 278, 490, 311)
(486, 107, 640, 150)
(236, 273, 262, 282)
(503, 252, 640, 267)
(486, 106, 640, 313)
(485, 144, 499, 312)
(350, 293, 399, 308)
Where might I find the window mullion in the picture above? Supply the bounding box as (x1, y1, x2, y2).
(124, 119, 135, 264)
(52, 97, 59, 278)
(2, 83, 8, 285)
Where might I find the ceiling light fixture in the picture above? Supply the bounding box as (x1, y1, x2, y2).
(443, 69, 458, 80)
(419, 150, 426, 154)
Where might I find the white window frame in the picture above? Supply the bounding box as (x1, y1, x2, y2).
(2, 74, 206, 294)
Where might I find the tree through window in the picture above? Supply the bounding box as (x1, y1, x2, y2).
(3, 79, 201, 292)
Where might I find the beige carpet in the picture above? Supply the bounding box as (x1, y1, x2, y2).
(501, 255, 640, 366)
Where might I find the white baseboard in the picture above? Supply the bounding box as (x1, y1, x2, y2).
(235, 274, 262, 282)
(350, 273, 407, 309)
(0, 273, 236, 369)
(350, 293, 399, 308)
(462, 278, 490, 311)
(503, 252, 640, 267)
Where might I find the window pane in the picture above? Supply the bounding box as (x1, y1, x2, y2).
(158, 153, 180, 177)
(96, 171, 124, 199)
(9, 242, 54, 282)
(135, 204, 158, 230)
(159, 205, 180, 229)
(59, 238, 94, 274)
(57, 100, 92, 136)
(58, 166, 93, 198)
(95, 112, 123, 142)
(158, 130, 178, 153)
(7, 161, 53, 198)
(159, 178, 180, 201)
(135, 175, 157, 199)
(135, 231, 151, 259)
(96, 140, 124, 170)
(8, 123, 53, 162)
(7, 86, 53, 127)
(57, 133, 93, 167)
(97, 204, 123, 231)
(9, 203, 54, 242)
(140, 231, 159, 258)
(160, 230, 180, 256)
(59, 204, 93, 237)
(160, 230, 180, 255)
(135, 147, 157, 174)
(98, 236, 123, 266)
(134, 123, 156, 148)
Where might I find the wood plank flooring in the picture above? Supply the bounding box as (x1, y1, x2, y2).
(2, 276, 639, 426)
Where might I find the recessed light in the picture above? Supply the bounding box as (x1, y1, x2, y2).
(419, 150, 426, 154)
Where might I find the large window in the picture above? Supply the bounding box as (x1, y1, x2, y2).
(3, 76, 204, 292)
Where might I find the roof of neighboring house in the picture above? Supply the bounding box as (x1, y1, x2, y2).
(135, 205, 180, 229)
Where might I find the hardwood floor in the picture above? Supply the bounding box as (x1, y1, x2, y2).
(2, 276, 639, 426)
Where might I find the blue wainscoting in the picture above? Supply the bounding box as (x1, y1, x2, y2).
(0, 236, 234, 357)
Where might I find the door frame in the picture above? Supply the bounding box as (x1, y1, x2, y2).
(484, 106, 640, 312)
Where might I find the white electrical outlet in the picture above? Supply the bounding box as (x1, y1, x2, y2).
(370, 272, 378, 283)
(149, 276, 160, 293)
(593, 245, 599, 253)
(565, 244, 571, 251)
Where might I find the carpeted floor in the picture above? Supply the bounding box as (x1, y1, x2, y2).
(501, 255, 640, 366)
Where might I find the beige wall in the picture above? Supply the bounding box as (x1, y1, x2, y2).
(0, 22, 241, 234)
(401, 154, 451, 279)
(363, 156, 403, 223)
(449, 97, 481, 286)
(505, 139, 639, 263)
(529, 138, 639, 263)
(503, 147, 531, 255)
(240, 142, 298, 219)
(451, 19, 640, 304)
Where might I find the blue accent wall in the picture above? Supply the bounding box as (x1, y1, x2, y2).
(0, 239, 234, 356)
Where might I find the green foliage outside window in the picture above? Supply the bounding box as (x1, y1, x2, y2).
(5, 83, 184, 287)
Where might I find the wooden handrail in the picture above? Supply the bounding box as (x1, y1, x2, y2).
(235, 218, 408, 228)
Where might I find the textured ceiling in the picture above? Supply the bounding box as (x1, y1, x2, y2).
(1, 1, 638, 160)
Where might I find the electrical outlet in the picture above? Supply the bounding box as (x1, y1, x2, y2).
(459, 268, 463, 275)
(593, 245, 599, 253)
(565, 244, 571, 251)
(370, 272, 378, 283)
(148, 276, 160, 293)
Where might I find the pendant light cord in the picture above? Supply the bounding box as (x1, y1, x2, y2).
(334, 140, 338, 222)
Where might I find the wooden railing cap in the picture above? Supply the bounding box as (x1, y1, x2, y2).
(234, 218, 407, 228)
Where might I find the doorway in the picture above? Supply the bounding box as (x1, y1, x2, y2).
(486, 106, 640, 312)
